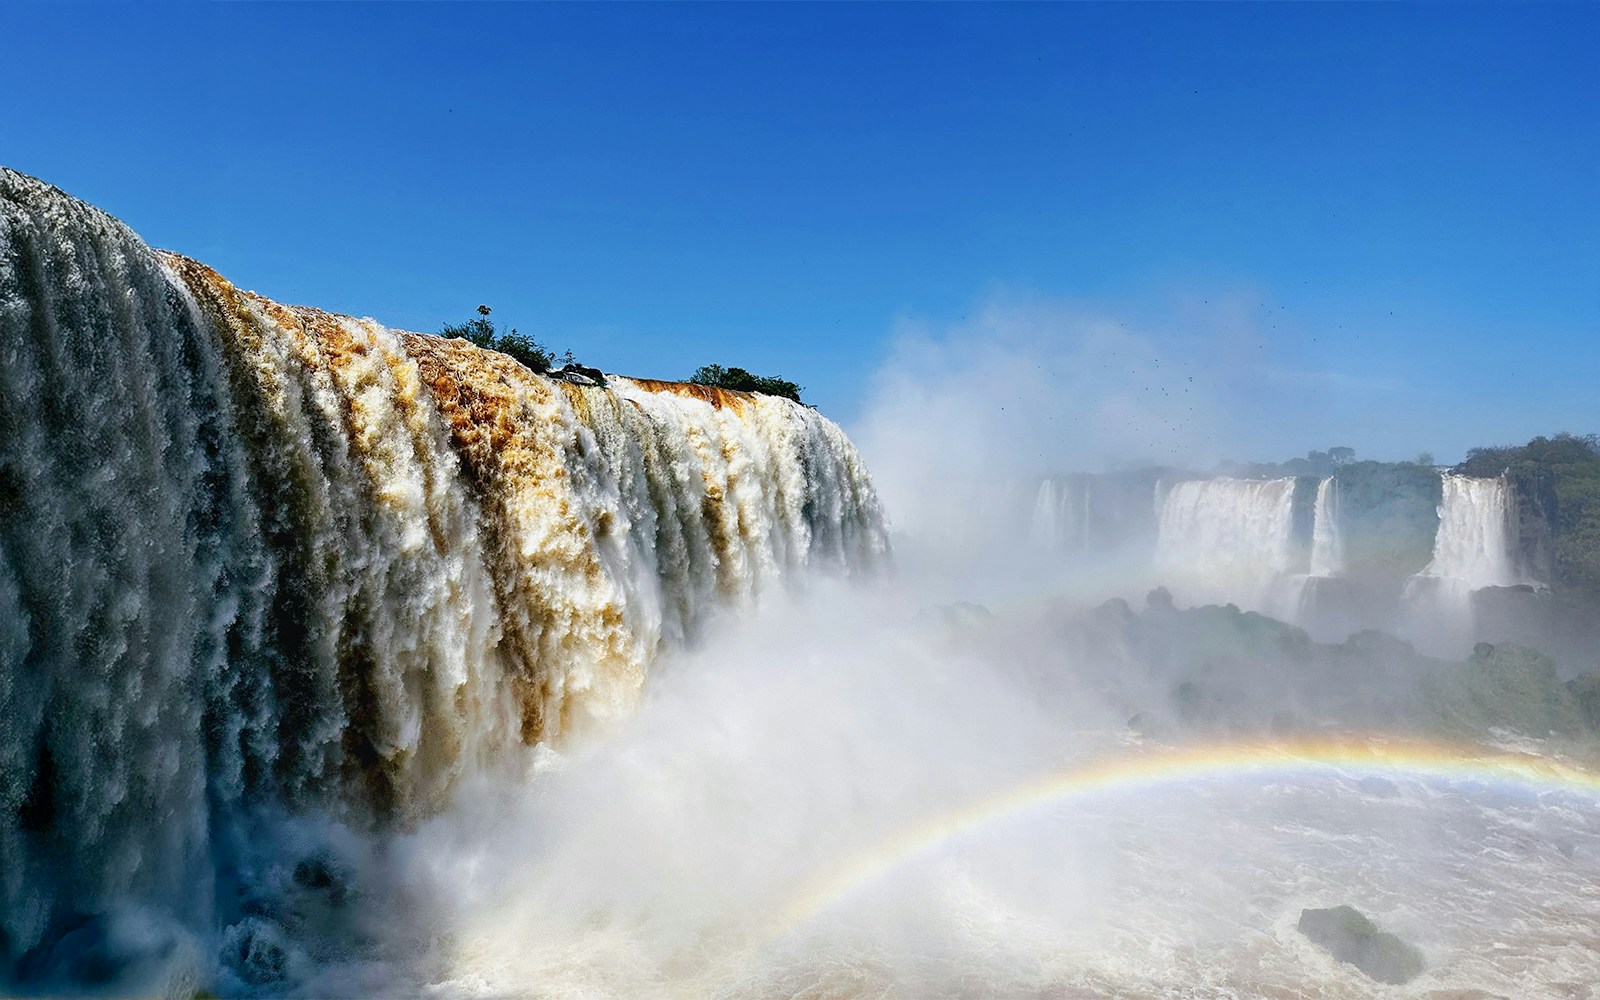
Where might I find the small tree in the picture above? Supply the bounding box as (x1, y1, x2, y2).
(1329, 446, 1356, 466)
(1416, 451, 1435, 467)
(438, 304, 498, 348)
(441, 305, 567, 374)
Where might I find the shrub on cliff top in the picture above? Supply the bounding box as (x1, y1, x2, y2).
(442, 305, 570, 374)
(688, 364, 804, 403)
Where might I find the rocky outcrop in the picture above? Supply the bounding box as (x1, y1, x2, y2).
(1298, 905, 1424, 984)
(549, 362, 607, 386)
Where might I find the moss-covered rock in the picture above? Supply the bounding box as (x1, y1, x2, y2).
(1421, 643, 1584, 738)
(1566, 673, 1600, 734)
(1331, 461, 1442, 581)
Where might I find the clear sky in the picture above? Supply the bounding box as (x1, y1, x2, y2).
(2, 3, 1595, 464)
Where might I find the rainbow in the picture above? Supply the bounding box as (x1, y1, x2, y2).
(763, 734, 1600, 946)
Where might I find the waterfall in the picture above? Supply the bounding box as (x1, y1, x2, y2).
(1154, 477, 1298, 611)
(1307, 477, 1344, 578)
(1030, 476, 1090, 555)
(0, 168, 888, 989)
(1287, 476, 1348, 640)
(1419, 474, 1521, 589)
(1030, 478, 1066, 551)
(1402, 473, 1522, 654)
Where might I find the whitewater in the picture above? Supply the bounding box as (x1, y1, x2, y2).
(4, 167, 1600, 999)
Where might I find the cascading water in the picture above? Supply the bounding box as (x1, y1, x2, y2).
(1154, 477, 1298, 612)
(0, 168, 888, 992)
(1307, 477, 1344, 578)
(1288, 475, 1350, 638)
(1029, 477, 1090, 555)
(1402, 473, 1522, 653)
(1418, 474, 1521, 590)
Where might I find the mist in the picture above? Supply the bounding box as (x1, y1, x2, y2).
(267, 301, 1600, 999)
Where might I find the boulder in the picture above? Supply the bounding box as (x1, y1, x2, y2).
(912, 601, 994, 629)
(16, 910, 202, 994)
(1126, 710, 1162, 739)
(222, 916, 291, 986)
(550, 363, 608, 386)
(292, 851, 351, 905)
(1298, 904, 1424, 984)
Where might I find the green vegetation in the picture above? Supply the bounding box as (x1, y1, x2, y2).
(1422, 642, 1584, 738)
(1110, 596, 1600, 746)
(1208, 432, 1600, 596)
(1218, 444, 1362, 478)
(1332, 461, 1442, 580)
(1209, 447, 1441, 580)
(1456, 433, 1600, 599)
(687, 364, 804, 403)
(441, 305, 570, 374)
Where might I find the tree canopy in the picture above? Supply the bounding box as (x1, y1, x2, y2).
(442, 305, 568, 374)
(687, 364, 804, 403)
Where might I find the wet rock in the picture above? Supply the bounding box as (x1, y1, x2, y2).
(1568, 672, 1600, 733)
(223, 916, 290, 986)
(293, 851, 351, 905)
(1356, 775, 1401, 798)
(17, 910, 199, 994)
(1127, 711, 1162, 739)
(550, 363, 607, 386)
(912, 601, 993, 629)
(1298, 904, 1424, 984)
(1095, 597, 1135, 623)
(1423, 642, 1582, 737)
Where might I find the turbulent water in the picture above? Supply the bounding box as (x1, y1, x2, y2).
(751, 750, 1600, 1000)
(0, 168, 887, 991)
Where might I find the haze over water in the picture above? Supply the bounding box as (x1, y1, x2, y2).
(2, 5, 1598, 998)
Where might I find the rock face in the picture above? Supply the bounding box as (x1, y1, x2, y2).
(1298, 905, 1425, 984)
(550, 362, 608, 386)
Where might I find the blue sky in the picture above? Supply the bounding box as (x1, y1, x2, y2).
(2, 3, 1595, 463)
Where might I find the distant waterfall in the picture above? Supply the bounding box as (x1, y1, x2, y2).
(1287, 476, 1351, 640)
(1154, 477, 1297, 610)
(1307, 477, 1344, 578)
(1030, 477, 1090, 554)
(1420, 474, 1521, 589)
(0, 168, 889, 990)
(1402, 473, 1522, 654)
